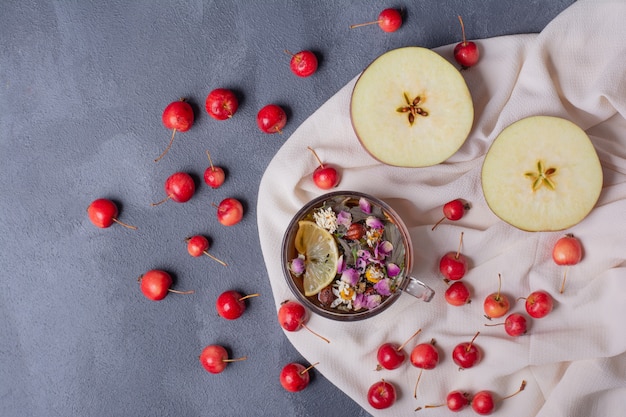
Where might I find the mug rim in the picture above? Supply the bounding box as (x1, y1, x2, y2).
(280, 190, 415, 321)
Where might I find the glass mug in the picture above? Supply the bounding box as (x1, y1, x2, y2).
(281, 191, 434, 321)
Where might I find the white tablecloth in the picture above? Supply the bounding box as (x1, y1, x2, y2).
(258, 0, 626, 415)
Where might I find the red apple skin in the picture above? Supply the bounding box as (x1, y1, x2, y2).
(552, 234, 583, 265)
(204, 167, 225, 189)
(377, 8, 402, 33)
(504, 313, 528, 337)
(445, 281, 471, 306)
(447, 390, 470, 411)
(217, 198, 243, 226)
(205, 88, 238, 120)
(525, 290, 554, 318)
(452, 342, 481, 369)
(87, 198, 118, 228)
(471, 390, 495, 415)
(454, 42, 480, 68)
(162, 100, 194, 132)
(439, 252, 468, 280)
(367, 380, 396, 409)
(199, 345, 229, 374)
(410, 343, 439, 370)
(279, 363, 310, 392)
(139, 269, 172, 301)
(290, 50, 318, 77)
(376, 343, 405, 370)
(313, 166, 339, 190)
(483, 293, 510, 319)
(164, 172, 195, 203)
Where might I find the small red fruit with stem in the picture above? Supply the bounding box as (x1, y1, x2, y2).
(432, 199, 470, 230)
(410, 339, 439, 398)
(205, 88, 238, 120)
(87, 198, 136, 230)
(279, 362, 318, 392)
(439, 231, 468, 281)
(215, 290, 259, 320)
(522, 290, 554, 318)
(286, 50, 318, 77)
(257, 104, 287, 134)
(471, 380, 527, 415)
(367, 379, 397, 410)
(215, 197, 244, 226)
(453, 16, 480, 69)
(278, 300, 330, 343)
(485, 313, 528, 337)
(185, 235, 227, 266)
(483, 273, 510, 319)
(349, 8, 402, 33)
(151, 172, 195, 206)
(452, 331, 482, 369)
(445, 281, 471, 306)
(156, 98, 194, 162)
(418, 390, 470, 412)
(376, 328, 422, 371)
(307, 146, 340, 190)
(199, 344, 247, 374)
(552, 233, 582, 293)
(138, 269, 194, 301)
(203, 150, 226, 189)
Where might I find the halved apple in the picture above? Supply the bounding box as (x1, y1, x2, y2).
(481, 116, 603, 232)
(350, 47, 474, 167)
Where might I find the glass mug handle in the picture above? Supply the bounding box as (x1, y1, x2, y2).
(404, 276, 435, 302)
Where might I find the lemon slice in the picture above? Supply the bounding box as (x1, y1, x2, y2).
(294, 220, 339, 296)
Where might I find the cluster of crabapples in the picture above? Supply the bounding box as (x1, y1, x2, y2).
(85, 5, 487, 406)
(200, 298, 330, 392)
(368, 328, 526, 412)
(433, 199, 583, 335)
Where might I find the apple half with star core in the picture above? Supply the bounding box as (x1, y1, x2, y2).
(350, 47, 474, 167)
(482, 116, 602, 231)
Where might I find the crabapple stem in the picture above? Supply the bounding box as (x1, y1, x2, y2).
(466, 331, 480, 352)
(206, 150, 216, 171)
(113, 218, 137, 230)
(301, 322, 331, 344)
(150, 195, 171, 206)
(307, 146, 325, 168)
(458, 15, 467, 45)
(397, 328, 423, 352)
(413, 368, 424, 398)
(499, 380, 527, 402)
(455, 232, 464, 260)
(349, 20, 381, 29)
(496, 273, 502, 298)
(560, 266, 569, 294)
(238, 293, 260, 301)
(154, 128, 176, 163)
(203, 251, 228, 267)
(431, 217, 445, 231)
(167, 288, 195, 295)
(301, 362, 319, 375)
(223, 356, 247, 363)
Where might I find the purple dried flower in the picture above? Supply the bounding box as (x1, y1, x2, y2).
(336, 210, 352, 227)
(386, 263, 401, 277)
(289, 255, 305, 276)
(359, 197, 372, 214)
(341, 268, 360, 286)
(374, 278, 393, 296)
(366, 216, 384, 230)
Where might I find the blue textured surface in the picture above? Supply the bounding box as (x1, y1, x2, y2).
(0, 1, 575, 416)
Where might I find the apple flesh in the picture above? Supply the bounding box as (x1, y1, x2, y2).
(482, 116, 602, 231)
(350, 47, 473, 167)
